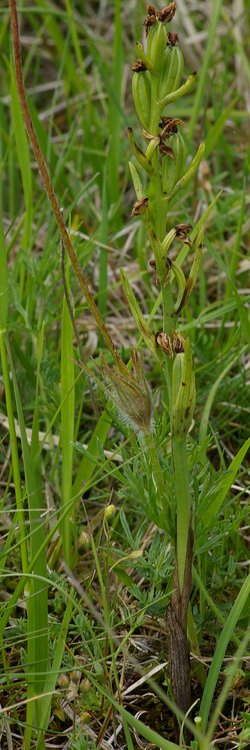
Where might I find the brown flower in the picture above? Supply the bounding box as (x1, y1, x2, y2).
(155, 331, 173, 357)
(167, 31, 179, 46)
(131, 59, 148, 72)
(157, 3, 176, 23)
(131, 197, 149, 216)
(175, 223, 192, 245)
(172, 331, 185, 353)
(144, 8, 157, 34)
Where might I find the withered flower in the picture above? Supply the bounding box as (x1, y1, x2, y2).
(167, 31, 179, 46)
(144, 119, 184, 158)
(146, 4, 156, 13)
(144, 8, 157, 34)
(131, 59, 148, 72)
(155, 331, 173, 357)
(143, 127, 175, 158)
(157, 3, 176, 23)
(159, 117, 184, 138)
(175, 223, 192, 245)
(172, 331, 185, 353)
(159, 143, 175, 157)
(155, 330, 185, 356)
(131, 197, 149, 216)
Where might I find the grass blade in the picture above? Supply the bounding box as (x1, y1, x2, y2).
(188, 0, 224, 140)
(200, 572, 250, 732)
(61, 258, 75, 565)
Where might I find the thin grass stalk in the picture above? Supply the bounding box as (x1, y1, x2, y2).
(61, 256, 75, 566)
(188, 0, 224, 139)
(98, 173, 109, 320)
(5, 339, 48, 748)
(10, 61, 32, 298)
(0, 336, 28, 574)
(0, 209, 28, 573)
(108, 0, 123, 211)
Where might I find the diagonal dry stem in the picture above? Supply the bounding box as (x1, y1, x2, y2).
(9, 0, 122, 369)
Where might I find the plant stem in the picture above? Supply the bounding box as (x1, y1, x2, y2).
(0, 332, 28, 574)
(172, 437, 192, 595)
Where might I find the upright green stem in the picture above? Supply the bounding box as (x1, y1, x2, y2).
(0, 332, 28, 574)
(172, 437, 192, 593)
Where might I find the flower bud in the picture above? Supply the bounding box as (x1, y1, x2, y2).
(104, 503, 116, 520)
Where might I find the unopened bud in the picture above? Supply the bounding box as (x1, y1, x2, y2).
(104, 503, 116, 520)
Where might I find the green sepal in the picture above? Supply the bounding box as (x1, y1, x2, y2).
(162, 228, 177, 258)
(171, 260, 187, 312)
(159, 71, 197, 107)
(135, 41, 153, 71)
(176, 230, 203, 313)
(170, 143, 205, 198)
(145, 136, 160, 163)
(128, 128, 153, 175)
(129, 161, 145, 200)
(120, 268, 157, 356)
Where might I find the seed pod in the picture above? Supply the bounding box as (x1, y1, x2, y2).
(158, 45, 184, 101)
(172, 338, 196, 440)
(162, 131, 187, 195)
(146, 21, 167, 73)
(132, 70, 151, 130)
